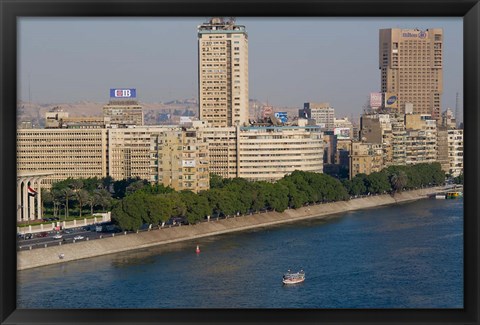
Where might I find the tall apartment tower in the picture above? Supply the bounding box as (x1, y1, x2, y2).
(198, 17, 249, 127)
(379, 28, 443, 120)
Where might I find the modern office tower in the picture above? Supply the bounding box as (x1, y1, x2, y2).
(349, 142, 384, 179)
(379, 28, 443, 120)
(198, 17, 249, 127)
(447, 129, 463, 177)
(302, 102, 335, 131)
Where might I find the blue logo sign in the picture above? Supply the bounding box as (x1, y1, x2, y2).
(386, 96, 397, 105)
(418, 31, 427, 39)
(110, 88, 136, 98)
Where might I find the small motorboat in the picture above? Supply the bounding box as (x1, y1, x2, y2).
(282, 269, 305, 285)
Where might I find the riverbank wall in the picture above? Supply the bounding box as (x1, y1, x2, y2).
(17, 187, 441, 270)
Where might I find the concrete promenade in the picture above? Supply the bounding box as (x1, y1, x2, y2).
(17, 187, 441, 270)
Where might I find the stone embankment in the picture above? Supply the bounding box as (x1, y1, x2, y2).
(17, 187, 441, 270)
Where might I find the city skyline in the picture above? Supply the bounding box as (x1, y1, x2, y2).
(18, 17, 463, 119)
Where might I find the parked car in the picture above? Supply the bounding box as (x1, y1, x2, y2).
(63, 229, 73, 234)
(73, 235, 84, 240)
(52, 234, 62, 239)
(36, 232, 48, 238)
(24, 233, 33, 240)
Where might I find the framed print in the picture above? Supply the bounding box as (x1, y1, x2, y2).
(1, 0, 479, 324)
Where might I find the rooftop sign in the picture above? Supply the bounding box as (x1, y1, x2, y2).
(110, 88, 136, 98)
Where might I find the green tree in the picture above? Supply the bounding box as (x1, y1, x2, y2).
(75, 189, 89, 217)
(209, 173, 226, 189)
(179, 191, 211, 223)
(365, 171, 390, 194)
(390, 171, 408, 193)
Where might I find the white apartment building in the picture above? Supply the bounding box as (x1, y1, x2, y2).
(447, 129, 463, 177)
(197, 120, 324, 182)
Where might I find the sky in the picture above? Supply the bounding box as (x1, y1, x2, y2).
(18, 17, 463, 118)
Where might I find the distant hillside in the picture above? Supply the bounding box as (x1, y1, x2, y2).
(17, 98, 301, 127)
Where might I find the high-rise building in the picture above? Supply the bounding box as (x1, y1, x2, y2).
(198, 17, 249, 127)
(379, 28, 443, 120)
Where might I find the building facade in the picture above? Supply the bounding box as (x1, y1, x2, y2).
(198, 17, 249, 127)
(349, 142, 384, 179)
(199, 120, 324, 183)
(303, 102, 335, 131)
(17, 126, 210, 193)
(379, 28, 443, 120)
(103, 100, 144, 127)
(447, 129, 463, 177)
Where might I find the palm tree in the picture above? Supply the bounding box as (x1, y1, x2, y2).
(86, 192, 95, 216)
(390, 171, 408, 193)
(76, 189, 89, 218)
(61, 187, 74, 219)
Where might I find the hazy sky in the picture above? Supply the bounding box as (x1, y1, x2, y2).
(18, 17, 463, 118)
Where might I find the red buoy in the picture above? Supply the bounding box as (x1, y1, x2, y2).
(196, 245, 200, 254)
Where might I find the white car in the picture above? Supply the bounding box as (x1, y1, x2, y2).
(53, 234, 62, 239)
(73, 235, 84, 240)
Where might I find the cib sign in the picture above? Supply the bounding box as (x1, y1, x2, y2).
(110, 88, 136, 98)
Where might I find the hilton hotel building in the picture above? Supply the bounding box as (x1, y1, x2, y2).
(379, 28, 443, 120)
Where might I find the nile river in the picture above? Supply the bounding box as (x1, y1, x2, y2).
(17, 198, 463, 308)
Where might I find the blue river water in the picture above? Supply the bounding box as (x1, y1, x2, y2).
(17, 198, 463, 309)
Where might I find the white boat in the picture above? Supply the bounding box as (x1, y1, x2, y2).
(282, 269, 305, 285)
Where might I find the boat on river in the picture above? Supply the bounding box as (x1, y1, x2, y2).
(446, 191, 462, 199)
(282, 269, 305, 285)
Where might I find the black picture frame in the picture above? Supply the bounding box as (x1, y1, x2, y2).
(1, 0, 479, 324)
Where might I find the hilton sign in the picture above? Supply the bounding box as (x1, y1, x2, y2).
(402, 30, 427, 39)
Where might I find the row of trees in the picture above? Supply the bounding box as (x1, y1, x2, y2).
(42, 176, 150, 219)
(43, 162, 445, 229)
(342, 163, 445, 197)
(111, 163, 445, 230)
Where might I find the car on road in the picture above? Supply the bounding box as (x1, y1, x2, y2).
(73, 235, 84, 240)
(24, 233, 33, 240)
(63, 229, 73, 234)
(53, 234, 62, 239)
(36, 232, 48, 238)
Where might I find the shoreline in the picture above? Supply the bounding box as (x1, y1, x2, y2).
(17, 187, 442, 270)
